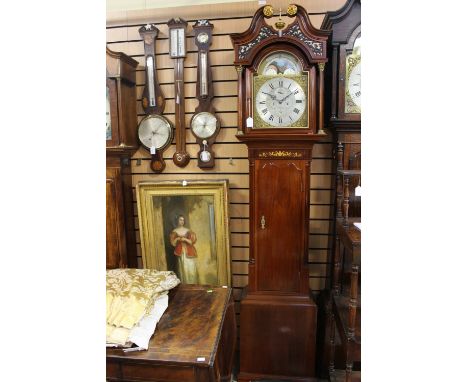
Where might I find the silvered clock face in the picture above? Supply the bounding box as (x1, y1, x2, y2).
(138, 115, 173, 150)
(347, 61, 361, 108)
(254, 76, 307, 127)
(191, 112, 218, 138)
(197, 32, 209, 43)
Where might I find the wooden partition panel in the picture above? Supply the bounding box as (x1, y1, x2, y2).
(107, 0, 346, 333)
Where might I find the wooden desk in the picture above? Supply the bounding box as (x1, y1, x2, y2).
(107, 284, 236, 382)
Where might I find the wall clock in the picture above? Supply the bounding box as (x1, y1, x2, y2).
(138, 23, 173, 173)
(168, 18, 190, 168)
(230, 4, 330, 381)
(190, 19, 220, 168)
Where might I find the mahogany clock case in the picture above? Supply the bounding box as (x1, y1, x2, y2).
(321, 0, 361, 127)
(106, 47, 139, 269)
(106, 47, 139, 152)
(230, 5, 330, 381)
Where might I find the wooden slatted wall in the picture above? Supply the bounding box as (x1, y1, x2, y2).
(107, 0, 346, 324)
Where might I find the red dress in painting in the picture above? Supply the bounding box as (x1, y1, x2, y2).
(169, 229, 199, 283)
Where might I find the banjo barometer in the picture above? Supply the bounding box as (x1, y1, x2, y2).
(137, 23, 173, 173)
(190, 19, 221, 168)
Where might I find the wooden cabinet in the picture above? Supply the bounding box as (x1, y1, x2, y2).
(239, 146, 318, 381)
(106, 47, 139, 269)
(106, 285, 237, 382)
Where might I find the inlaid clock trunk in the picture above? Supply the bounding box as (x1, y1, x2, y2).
(238, 143, 318, 382)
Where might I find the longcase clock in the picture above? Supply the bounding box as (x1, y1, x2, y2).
(318, 0, 361, 377)
(230, 4, 330, 381)
(106, 47, 139, 269)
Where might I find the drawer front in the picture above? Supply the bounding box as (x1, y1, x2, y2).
(107, 360, 120, 379)
(121, 363, 196, 382)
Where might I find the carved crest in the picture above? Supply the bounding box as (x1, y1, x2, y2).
(231, 4, 329, 65)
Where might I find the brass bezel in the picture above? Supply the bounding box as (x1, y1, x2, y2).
(252, 73, 309, 129)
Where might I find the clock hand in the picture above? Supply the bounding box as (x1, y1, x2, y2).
(278, 91, 295, 104)
(262, 91, 277, 100)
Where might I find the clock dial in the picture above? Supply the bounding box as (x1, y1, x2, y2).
(138, 115, 173, 150)
(345, 34, 361, 114)
(197, 32, 209, 43)
(347, 61, 361, 108)
(258, 51, 302, 75)
(254, 75, 308, 128)
(191, 112, 218, 138)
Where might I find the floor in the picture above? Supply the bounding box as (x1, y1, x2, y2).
(231, 353, 328, 381)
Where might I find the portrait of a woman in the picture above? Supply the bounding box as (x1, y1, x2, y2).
(169, 215, 199, 284)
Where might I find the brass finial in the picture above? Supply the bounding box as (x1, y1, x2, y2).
(275, 8, 286, 30)
(287, 4, 297, 16)
(263, 5, 274, 17)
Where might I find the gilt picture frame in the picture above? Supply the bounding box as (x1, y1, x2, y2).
(136, 180, 231, 286)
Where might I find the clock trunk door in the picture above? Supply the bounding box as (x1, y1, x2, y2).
(254, 159, 307, 293)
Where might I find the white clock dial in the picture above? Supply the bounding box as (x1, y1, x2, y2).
(255, 77, 306, 127)
(138, 115, 173, 150)
(347, 62, 361, 108)
(191, 112, 218, 138)
(197, 32, 209, 43)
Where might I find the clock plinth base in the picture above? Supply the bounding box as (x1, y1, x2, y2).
(239, 291, 317, 380)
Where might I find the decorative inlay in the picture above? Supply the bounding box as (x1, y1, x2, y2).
(283, 25, 323, 55)
(238, 27, 278, 59)
(258, 150, 303, 158)
(195, 19, 209, 26)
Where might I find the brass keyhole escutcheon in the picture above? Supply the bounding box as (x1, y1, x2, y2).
(261, 215, 266, 229)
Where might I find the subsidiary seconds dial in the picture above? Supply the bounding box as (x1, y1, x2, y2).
(255, 76, 307, 127)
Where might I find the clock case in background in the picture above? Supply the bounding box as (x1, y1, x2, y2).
(231, 5, 330, 381)
(106, 47, 139, 269)
(316, 0, 361, 378)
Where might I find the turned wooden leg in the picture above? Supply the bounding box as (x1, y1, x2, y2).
(336, 142, 344, 220)
(343, 176, 350, 227)
(345, 360, 353, 382)
(329, 311, 336, 377)
(348, 264, 359, 338)
(333, 236, 343, 295)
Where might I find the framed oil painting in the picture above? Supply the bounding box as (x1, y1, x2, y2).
(136, 180, 231, 286)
